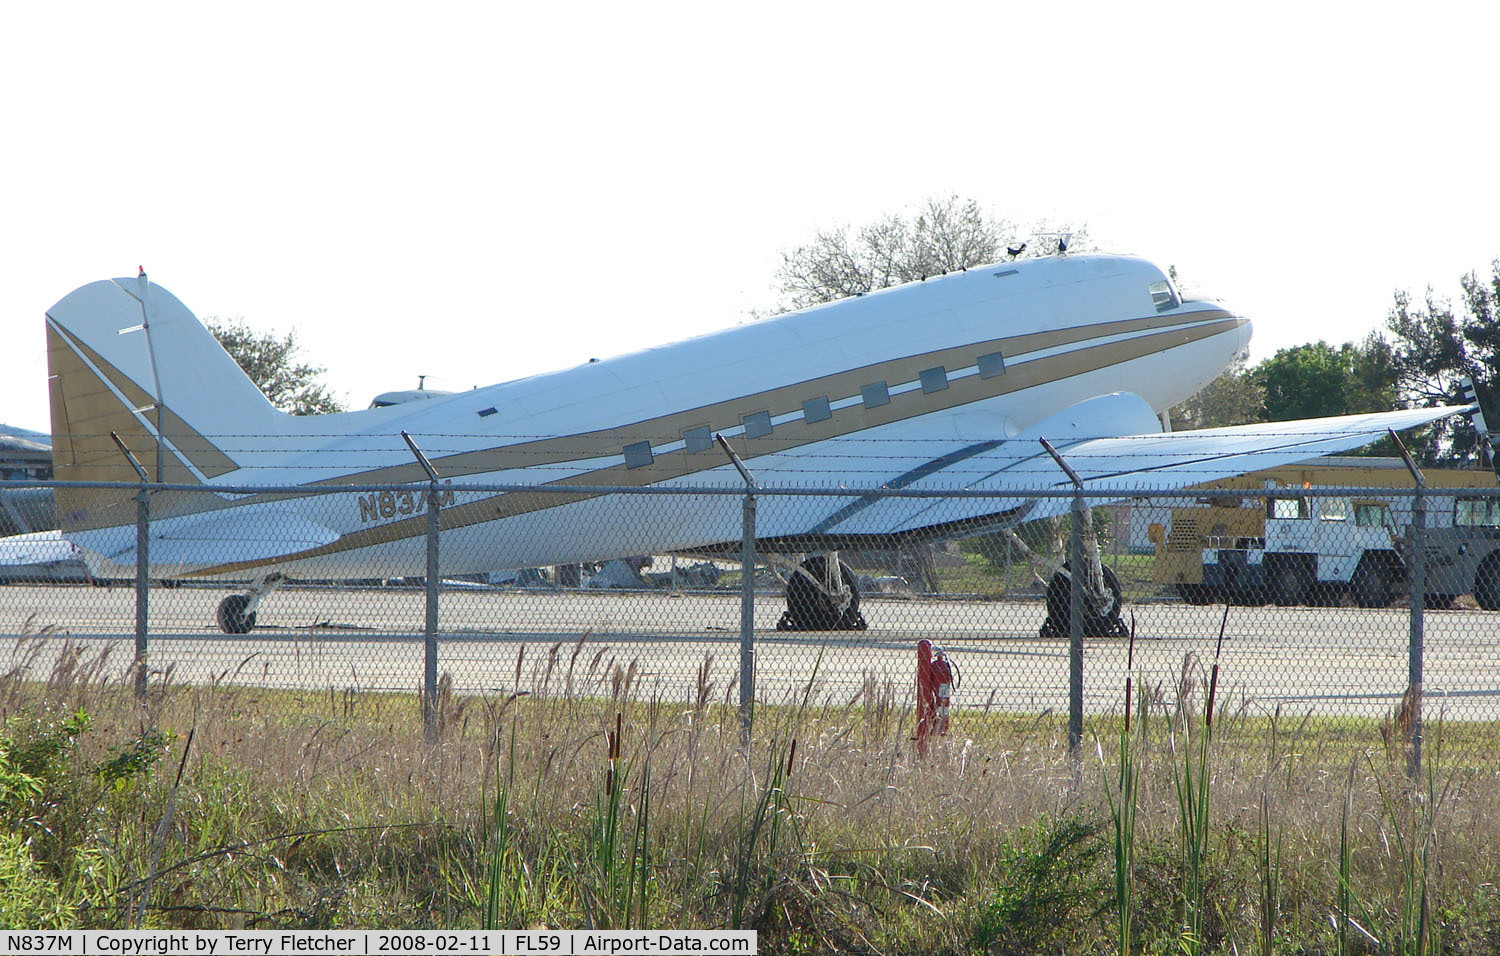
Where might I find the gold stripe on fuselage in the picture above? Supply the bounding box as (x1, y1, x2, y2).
(312, 309, 1237, 486)
(184, 312, 1243, 576)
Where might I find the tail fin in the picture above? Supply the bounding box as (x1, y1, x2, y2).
(46, 273, 282, 531)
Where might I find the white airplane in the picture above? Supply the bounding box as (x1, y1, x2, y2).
(42, 255, 1465, 633)
(0, 529, 90, 584)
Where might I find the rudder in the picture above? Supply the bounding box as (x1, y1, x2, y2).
(46, 273, 282, 531)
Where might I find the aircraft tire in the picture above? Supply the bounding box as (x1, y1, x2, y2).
(1042, 563, 1128, 638)
(217, 594, 256, 634)
(1473, 554, 1500, 611)
(778, 556, 865, 631)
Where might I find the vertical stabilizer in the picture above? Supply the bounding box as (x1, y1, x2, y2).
(46, 275, 283, 531)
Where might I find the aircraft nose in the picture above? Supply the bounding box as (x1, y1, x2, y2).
(1235, 313, 1253, 357)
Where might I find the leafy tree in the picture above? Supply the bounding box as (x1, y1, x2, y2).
(1254, 337, 1397, 422)
(205, 317, 345, 415)
(769, 195, 1090, 311)
(1384, 259, 1500, 463)
(1168, 358, 1266, 431)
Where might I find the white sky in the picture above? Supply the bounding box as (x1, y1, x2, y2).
(3, 2, 1498, 434)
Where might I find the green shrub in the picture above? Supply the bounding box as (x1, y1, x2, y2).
(0, 830, 75, 927)
(969, 816, 1108, 955)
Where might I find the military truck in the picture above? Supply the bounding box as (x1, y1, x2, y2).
(1147, 459, 1499, 606)
(1192, 491, 1500, 608)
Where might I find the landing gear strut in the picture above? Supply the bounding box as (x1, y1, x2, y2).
(215, 573, 286, 634)
(776, 554, 867, 631)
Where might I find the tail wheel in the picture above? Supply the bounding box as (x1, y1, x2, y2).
(216, 594, 256, 634)
(1350, 560, 1393, 609)
(1474, 555, 1500, 611)
(778, 556, 866, 631)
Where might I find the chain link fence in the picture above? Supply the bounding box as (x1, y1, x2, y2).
(3, 480, 1498, 755)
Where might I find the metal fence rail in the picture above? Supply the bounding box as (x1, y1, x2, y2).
(4, 479, 1499, 764)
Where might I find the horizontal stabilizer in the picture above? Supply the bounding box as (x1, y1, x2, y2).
(0, 530, 79, 567)
(102, 511, 340, 568)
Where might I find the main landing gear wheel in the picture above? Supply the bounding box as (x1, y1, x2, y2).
(216, 594, 256, 634)
(776, 555, 867, 631)
(1040, 562, 1129, 638)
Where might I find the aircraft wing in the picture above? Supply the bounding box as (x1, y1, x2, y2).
(806, 394, 1470, 537)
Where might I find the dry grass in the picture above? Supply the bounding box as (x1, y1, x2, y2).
(2, 632, 1500, 951)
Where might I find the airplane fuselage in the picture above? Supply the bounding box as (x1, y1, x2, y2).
(46, 254, 1250, 579)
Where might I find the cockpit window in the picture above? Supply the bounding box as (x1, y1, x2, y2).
(1148, 279, 1179, 311)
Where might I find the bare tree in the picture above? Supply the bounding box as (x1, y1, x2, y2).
(769, 195, 1091, 312)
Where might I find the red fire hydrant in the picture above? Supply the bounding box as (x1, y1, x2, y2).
(916, 639, 955, 755)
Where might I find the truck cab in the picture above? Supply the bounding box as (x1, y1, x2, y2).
(1202, 494, 1403, 606)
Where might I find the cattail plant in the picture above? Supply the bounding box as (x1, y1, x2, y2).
(1100, 615, 1143, 956)
(1171, 602, 1228, 955)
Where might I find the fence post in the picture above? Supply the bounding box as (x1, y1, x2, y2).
(402, 432, 442, 744)
(110, 433, 152, 702)
(1040, 438, 1086, 755)
(1067, 492, 1085, 754)
(1407, 482, 1426, 777)
(1392, 429, 1425, 778)
(134, 487, 149, 702)
(424, 485, 441, 741)
(740, 489, 757, 735)
(715, 435, 758, 740)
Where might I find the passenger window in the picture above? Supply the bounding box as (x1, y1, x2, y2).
(977, 351, 1007, 378)
(1320, 499, 1347, 522)
(919, 366, 949, 394)
(682, 426, 712, 454)
(623, 441, 653, 469)
(742, 411, 773, 439)
(861, 382, 890, 408)
(803, 396, 832, 423)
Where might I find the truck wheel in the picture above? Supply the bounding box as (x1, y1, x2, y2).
(1350, 561, 1392, 609)
(1474, 555, 1500, 611)
(1269, 563, 1308, 607)
(1178, 584, 1215, 605)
